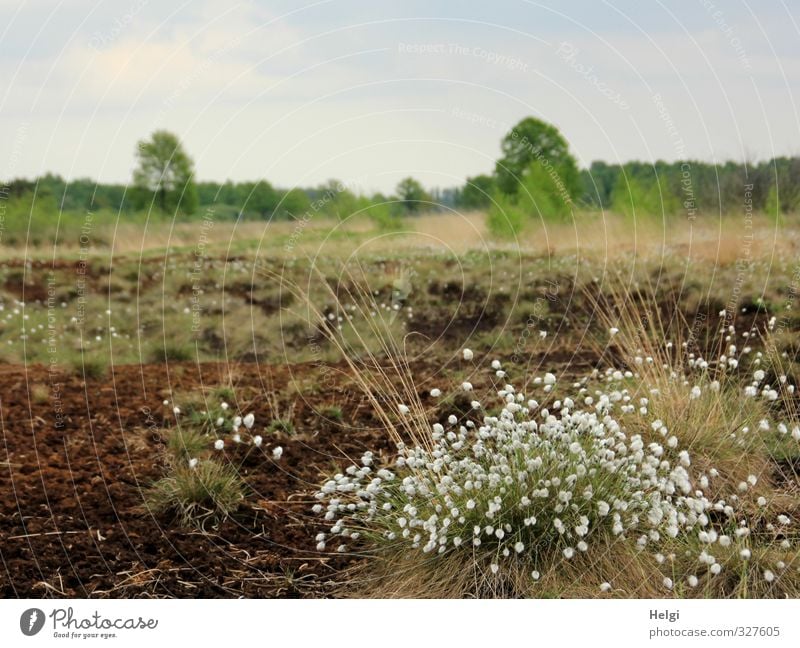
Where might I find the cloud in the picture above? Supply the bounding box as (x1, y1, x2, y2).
(2, 0, 799, 191)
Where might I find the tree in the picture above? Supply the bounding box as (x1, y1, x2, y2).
(458, 174, 495, 210)
(133, 130, 198, 214)
(395, 177, 430, 213)
(274, 188, 311, 219)
(610, 165, 679, 220)
(236, 180, 278, 217)
(314, 179, 359, 221)
(495, 117, 580, 199)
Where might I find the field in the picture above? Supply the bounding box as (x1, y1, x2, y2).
(1, 211, 800, 598)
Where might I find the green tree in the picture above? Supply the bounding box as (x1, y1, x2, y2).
(315, 179, 360, 221)
(274, 188, 311, 219)
(495, 117, 580, 199)
(237, 181, 278, 217)
(395, 177, 430, 213)
(517, 162, 572, 221)
(360, 194, 403, 231)
(459, 174, 495, 210)
(610, 166, 679, 219)
(133, 130, 198, 214)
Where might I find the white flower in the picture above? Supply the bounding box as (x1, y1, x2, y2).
(272, 446, 284, 460)
(188, 458, 198, 469)
(609, 327, 619, 336)
(173, 406, 181, 415)
(215, 417, 224, 427)
(461, 382, 473, 392)
(531, 571, 540, 580)
(220, 402, 229, 410)
(243, 413, 255, 429)
(763, 569, 775, 583)
(491, 360, 502, 370)
(429, 388, 442, 397)
(162, 399, 169, 406)
(253, 435, 263, 447)
(490, 563, 499, 574)
(214, 439, 224, 450)
(663, 577, 673, 590)
(398, 404, 410, 415)
(740, 549, 751, 559)
(462, 348, 474, 361)
(600, 582, 611, 592)
(311, 356, 771, 588)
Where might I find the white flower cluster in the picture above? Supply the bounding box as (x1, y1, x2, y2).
(313, 365, 729, 570)
(169, 400, 283, 464)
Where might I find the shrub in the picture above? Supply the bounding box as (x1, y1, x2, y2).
(486, 194, 526, 238)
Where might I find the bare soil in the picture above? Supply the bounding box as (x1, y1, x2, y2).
(0, 360, 400, 598)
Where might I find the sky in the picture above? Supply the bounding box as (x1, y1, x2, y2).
(1, 0, 799, 194)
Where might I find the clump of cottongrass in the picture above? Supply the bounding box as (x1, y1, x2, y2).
(312, 357, 752, 591)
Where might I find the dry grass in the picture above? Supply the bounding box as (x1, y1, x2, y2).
(301, 266, 800, 598)
(344, 535, 800, 598)
(5, 209, 797, 265)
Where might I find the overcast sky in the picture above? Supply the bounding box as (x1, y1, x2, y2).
(2, 0, 799, 193)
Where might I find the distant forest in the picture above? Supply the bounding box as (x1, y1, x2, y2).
(4, 158, 797, 220)
(2, 122, 798, 224)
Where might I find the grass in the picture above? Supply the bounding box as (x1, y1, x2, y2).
(4, 206, 800, 597)
(303, 262, 800, 598)
(321, 405, 343, 422)
(165, 428, 209, 462)
(145, 459, 244, 529)
(69, 355, 108, 380)
(267, 419, 295, 436)
(145, 385, 253, 529)
(0, 210, 796, 371)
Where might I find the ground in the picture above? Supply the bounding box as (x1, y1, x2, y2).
(1, 212, 799, 597)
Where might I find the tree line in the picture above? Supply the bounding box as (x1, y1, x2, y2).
(456, 116, 799, 235)
(3, 126, 798, 232)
